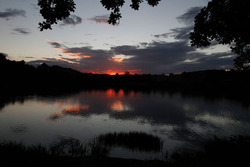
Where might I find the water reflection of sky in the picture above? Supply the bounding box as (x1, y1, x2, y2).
(1, 89, 250, 159)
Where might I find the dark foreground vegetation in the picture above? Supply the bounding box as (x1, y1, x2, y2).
(97, 132, 163, 153)
(1, 135, 250, 167)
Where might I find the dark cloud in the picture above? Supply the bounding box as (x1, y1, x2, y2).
(170, 26, 193, 40)
(28, 58, 78, 68)
(61, 15, 82, 26)
(111, 45, 138, 54)
(0, 8, 26, 20)
(154, 26, 193, 41)
(61, 46, 125, 73)
(153, 33, 168, 38)
(24, 56, 35, 59)
(113, 40, 196, 73)
(88, 15, 109, 24)
(48, 41, 63, 49)
(176, 7, 203, 25)
(154, 7, 201, 39)
(12, 28, 31, 35)
(139, 42, 149, 47)
(173, 51, 236, 72)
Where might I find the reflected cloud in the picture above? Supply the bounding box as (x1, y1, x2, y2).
(49, 112, 61, 121)
(11, 124, 28, 133)
(195, 113, 240, 127)
(48, 104, 89, 121)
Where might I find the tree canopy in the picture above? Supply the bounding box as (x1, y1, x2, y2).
(38, 0, 76, 31)
(190, 0, 250, 69)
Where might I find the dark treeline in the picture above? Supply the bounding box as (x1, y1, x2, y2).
(1, 54, 250, 95)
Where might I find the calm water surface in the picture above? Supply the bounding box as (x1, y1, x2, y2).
(1, 89, 250, 159)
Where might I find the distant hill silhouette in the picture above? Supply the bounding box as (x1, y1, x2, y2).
(0, 54, 83, 92)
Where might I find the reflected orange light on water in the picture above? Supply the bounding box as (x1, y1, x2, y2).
(111, 100, 123, 111)
(111, 100, 132, 112)
(88, 88, 139, 98)
(61, 104, 89, 114)
(106, 88, 124, 97)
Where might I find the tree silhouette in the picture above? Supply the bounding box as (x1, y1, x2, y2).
(190, 0, 250, 69)
(234, 49, 250, 70)
(37, 0, 161, 30)
(38, 0, 76, 31)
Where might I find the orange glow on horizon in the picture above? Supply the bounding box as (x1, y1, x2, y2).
(103, 70, 123, 75)
(111, 57, 124, 62)
(88, 69, 142, 75)
(89, 70, 126, 75)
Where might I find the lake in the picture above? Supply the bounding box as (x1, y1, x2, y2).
(1, 88, 250, 160)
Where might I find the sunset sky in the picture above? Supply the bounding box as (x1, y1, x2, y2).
(0, 0, 236, 74)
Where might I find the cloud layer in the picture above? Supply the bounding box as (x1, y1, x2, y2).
(0, 8, 26, 20)
(12, 28, 31, 35)
(88, 15, 109, 24)
(176, 7, 202, 25)
(28, 7, 236, 74)
(60, 15, 82, 26)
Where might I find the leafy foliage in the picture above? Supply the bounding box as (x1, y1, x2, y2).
(100, 0, 125, 25)
(38, 0, 76, 31)
(190, 0, 250, 53)
(234, 49, 250, 70)
(190, 0, 250, 69)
